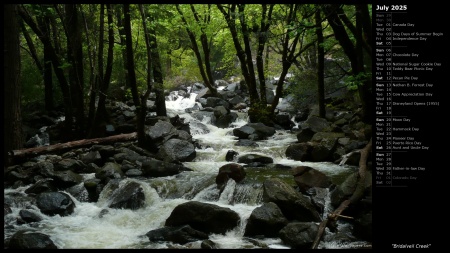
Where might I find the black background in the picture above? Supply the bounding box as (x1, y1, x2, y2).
(372, 1, 444, 250)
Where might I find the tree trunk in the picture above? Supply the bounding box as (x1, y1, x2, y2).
(354, 4, 372, 123)
(89, 4, 114, 138)
(66, 4, 85, 138)
(191, 4, 217, 95)
(98, 4, 114, 122)
(217, 4, 254, 103)
(148, 15, 167, 117)
(315, 10, 325, 118)
(43, 39, 54, 111)
(116, 5, 129, 97)
(123, 4, 146, 147)
(217, 4, 276, 124)
(83, 5, 97, 131)
(9, 133, 137, 162)
(4, 4, 23, 165)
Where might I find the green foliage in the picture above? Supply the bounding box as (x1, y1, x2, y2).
(124, 88, 133, 101)
(21, 55, 44, 105)
(285, 68, 318, 110)
(16, 3, 368, 125)
(248, 102, 273, 125)
(344, 72, 371, 91)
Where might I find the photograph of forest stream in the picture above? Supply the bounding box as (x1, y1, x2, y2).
(4, 3, 373, 249)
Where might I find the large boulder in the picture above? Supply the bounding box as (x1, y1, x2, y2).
(233, 125, 255, 139)
(275, 114, 295, 130)
(108, 181, 146, 210)
(36, 191, 76, 217)
(233, 123, 276, 140)
(165, 201, 240, 234)
(228, 95, 244, 106)
(279, 222, 319, 249)
(157, 139, 196, 163)
(244, 202, 288, 237)
(330, 171, 372, 208)
(8, 230, 58, 249)
(206, 97, 230, 110)
(146, 225, 208, 244)
(296, 128, 315, 143)
(262, 178, 320, 222)
(216, 112, 238, 128)
(54, 158, 86, 172)
(292, 166, 332, 193)
(285, 143, 312, 161)
(50, 170, 83, 189)
(215, 163, 246, 192)
(310, 132, 345, 162)
(303, 116, 331, 133)
(141, 158, 192, 177)
(146, 121, 177, 141)
(95, 162, 124, 183)
(80, 151, 102, 167)
(113, 147, 143, 163)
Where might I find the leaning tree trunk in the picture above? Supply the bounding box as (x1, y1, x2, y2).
(311, 138, 372, 249)
(176, 5, 217, 97)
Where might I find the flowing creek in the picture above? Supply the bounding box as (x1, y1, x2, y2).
(4, 91, 363, 249)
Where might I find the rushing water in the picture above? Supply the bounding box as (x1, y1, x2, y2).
(4, 91, 359, 249)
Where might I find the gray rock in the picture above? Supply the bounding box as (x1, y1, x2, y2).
(237, 154, 273, 164)
(165, 201, 240, 234)
(292, 166, 332, 193)
(8, 230, 57, 249)
(36, 192, 75, 217)
(157, 139, 196, 163)
(262, 178, 320, 222)
(285, 143, 312, 161)
(109, 181, 146, 210)
(141, 158, 192, 177)
(146, 225, 208, 244)
(279, 222, 319, 249)
(244, 202, 288, 237)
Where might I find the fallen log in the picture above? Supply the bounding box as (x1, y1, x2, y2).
(9, 132, 137, 161)
(311, 138, 372, 249)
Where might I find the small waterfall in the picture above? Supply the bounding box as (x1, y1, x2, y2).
(218, 179, 237, 205)
(26, 126, 50, 147)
